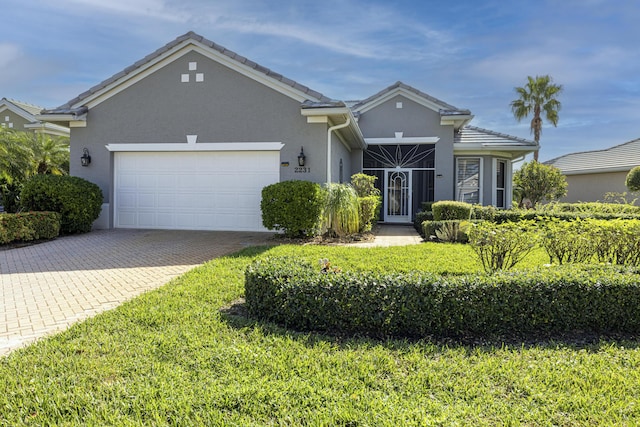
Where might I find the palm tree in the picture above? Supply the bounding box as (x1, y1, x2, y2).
(510, 75, 563, 161)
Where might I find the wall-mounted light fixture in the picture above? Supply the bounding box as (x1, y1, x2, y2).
(297, 147, 306, 167)
(81, 147, 91, 167)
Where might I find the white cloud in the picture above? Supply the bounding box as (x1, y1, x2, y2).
(55, 0, 189, 22)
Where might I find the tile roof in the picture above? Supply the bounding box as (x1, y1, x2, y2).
(455, 125, 535, 145)
(44, 31, 333, 114)
(545, 138, 640, 174)
(350, 81, 469, 114)
(0, 98, 43, 116)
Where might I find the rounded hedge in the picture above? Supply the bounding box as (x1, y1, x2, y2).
(261, 180, 324, 237)
(20, 175, 103, 234)
(626, 166, 640, 192)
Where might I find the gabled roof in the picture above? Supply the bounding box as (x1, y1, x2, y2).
(349, 81, 473, 129)
(43, 31, 334, 116)
(0, 98, 70, 137)
(545, 138, 640, 175)
(0, 98, 43, 119)
(350, 81, 470, 114)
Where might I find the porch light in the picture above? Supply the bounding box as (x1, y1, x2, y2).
(81, 147, 91, 167)
(298, 147, 306, 167)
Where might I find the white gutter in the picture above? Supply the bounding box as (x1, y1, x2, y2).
(327, 117, 351, 184)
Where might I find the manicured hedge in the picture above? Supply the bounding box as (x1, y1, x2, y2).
(0, 211, 61, 244)
(261, 180, 324, 237)
(20, 175, 103, 234)
(245, 257, 640, 339)
(432, 201, 473, 220)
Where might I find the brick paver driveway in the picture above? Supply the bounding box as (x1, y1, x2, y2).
(0, 229, 272, 356)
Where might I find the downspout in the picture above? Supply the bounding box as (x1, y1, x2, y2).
(326, 117, 351, 184)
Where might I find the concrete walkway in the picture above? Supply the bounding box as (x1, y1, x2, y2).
(348, 224, 423, 247)
(0, 224, 422, 357)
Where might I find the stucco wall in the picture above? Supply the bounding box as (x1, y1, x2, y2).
(69, 50, 331, 202)
(0, 110, 31, 131)
(562, 171, 630, 202)
(356, 94, 455, 200)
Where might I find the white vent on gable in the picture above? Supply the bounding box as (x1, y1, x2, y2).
(396, 102, 403, 109)
(196, 73, 204, 82)
(4, 116, 9, 121)
(181, 74, 190, 83)
(189, 62, 197, 71)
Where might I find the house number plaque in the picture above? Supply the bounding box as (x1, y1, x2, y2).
(294, 167, 311, 173)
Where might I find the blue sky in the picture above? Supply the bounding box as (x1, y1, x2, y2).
(2, 0, 639, 162)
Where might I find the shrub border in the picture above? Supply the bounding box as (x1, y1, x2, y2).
(245, 257, 640, 339)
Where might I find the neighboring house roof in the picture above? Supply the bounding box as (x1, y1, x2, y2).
(1, 98, 42, 117)
(545, 138, 640, 175)
(0, 97, 70, 137)
(453, 125, 536, 158)
(42, 31, 334, 118)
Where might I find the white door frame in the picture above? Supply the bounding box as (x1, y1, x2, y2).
(384, 168, 412, 223)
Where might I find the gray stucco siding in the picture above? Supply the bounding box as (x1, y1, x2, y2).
(70, 51, 332, 201)
(1, 111, 30, 130)
(357, 95, 456, 201)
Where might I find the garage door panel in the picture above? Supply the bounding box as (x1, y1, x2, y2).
(115, 151, 278, 231)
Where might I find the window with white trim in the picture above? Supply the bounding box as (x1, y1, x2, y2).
(456, 158, 481, 204)
(495, 160, 507, 208)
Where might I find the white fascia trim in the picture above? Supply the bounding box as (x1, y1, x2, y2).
(81, 41, 316, 111)
(440, 115, 474, 127)
(562, 166, 632, 176)
(106, 142, 284, 152)
(365, 136, 440, 145)
(0, 102, 37, 122)
(354, 87, 446, 115)
(24, 122, 71, 137)
(455, 143, 536, 151)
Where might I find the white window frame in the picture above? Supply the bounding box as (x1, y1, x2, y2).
(456, 157, 483, 205)
(492, 159, 510, 208)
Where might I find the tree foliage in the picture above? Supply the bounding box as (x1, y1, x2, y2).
(625, 166, 640, 192)
(0, 128, 70, 211)
(513, 161, 567, 207)
(510, 75, 563, 161)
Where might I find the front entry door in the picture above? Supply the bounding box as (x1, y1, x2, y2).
(384, 169, 412, 223)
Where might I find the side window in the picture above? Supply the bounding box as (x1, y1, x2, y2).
(456, 158, 481, 204)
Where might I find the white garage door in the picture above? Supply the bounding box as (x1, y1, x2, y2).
(114, 151, 279, 231)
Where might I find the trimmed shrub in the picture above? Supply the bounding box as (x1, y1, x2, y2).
(0, 211, 60, 244)
(245, 258, 640, 339)
(468, 221, 538, 272)
(261, 180, 324, 237)
(357, 195, 380, 232)
(350, 173, 380, 198)
(414, 210, 434, 235)
(421, 201, 434, 212)
(350, 174, 381, 233)
(20, 175, 102, 234)
(539, 218, 640, 266)
(432, 201, 473, 221)
(539, 219, 596, 264)
(626, 166, 640, 192)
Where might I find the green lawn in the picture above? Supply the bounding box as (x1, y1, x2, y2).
(1, 243, 639, 426)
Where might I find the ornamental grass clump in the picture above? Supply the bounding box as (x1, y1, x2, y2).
(322, 183, 360, 237)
